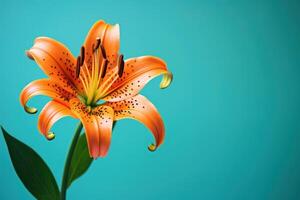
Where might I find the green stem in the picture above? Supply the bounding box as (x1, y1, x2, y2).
(60, 122, 83, 200)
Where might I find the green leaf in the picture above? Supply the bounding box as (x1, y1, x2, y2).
(67, 133, 93, 188)
(1, 126, 60, 200)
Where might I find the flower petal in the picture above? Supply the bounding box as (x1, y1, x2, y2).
(20, 79, 76, 114)
(84, 20, 120, 75)
(103, 56, 172, 102)
(27, 37, 83, 92)
(38, 100, 75, 140)
(105, 94, 165, 151)
(70, 98, 114, 158)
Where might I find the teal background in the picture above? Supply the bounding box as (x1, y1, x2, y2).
(1, 0, 300, 199)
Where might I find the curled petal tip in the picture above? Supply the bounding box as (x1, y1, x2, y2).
(25, 50, 34, 60)
(160, 72, 173, 89)
(90, 151, 99, 159)
(148, 144, 157, 152)
(46, 132, 55, 141)
(24, 105, 38, 114)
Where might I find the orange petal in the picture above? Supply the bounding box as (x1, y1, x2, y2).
(103, 56, 172, 102)
(20, 79, 76, 114)
(105, 94, 165, 151)
(70, 98, 114, 158)
(27, 37, 83, 92)
(84, 20, 120, 75)
(38, 100, 75, 140)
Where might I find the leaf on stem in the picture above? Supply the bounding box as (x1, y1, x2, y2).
(1, 126, 60, 200)
(67, 133, 93, 188)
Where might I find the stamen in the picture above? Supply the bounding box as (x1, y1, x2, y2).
(80, 46, 85, 65)
(95, 68, 118, 100)
(100, 44, 107, 59)
(117, 54, 125, 77)
(96, 56, 105, 87)
(76, 56, 81, 78)
(79, 63, 91, 97)
(79, 75, 89, 95)
(93, 37, 101, 51)
(101, 59, 108, 78)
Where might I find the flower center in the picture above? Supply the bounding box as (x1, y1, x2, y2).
(75, 38, 125, 107)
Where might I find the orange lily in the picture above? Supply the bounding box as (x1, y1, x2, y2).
(20, 20, 172, 158)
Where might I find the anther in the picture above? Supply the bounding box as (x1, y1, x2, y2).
(80, 46, 85, 65)
(100, 44, 107, 59)
(101, 59, 108, 78)
(93, 37, 101, 51)
(76, 56, 81, 78)
(117, 54, 125, 77)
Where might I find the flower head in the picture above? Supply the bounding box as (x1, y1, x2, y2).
(20, 20, 172, 158)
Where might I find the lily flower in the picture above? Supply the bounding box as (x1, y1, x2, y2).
(20, 20, 172, 158)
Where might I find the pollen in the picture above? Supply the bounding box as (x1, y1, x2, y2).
(80, 46, 85, 65)
(100, 44, 107, 59)
(117, 54, 124, 77)
(94, 37, 101, 51)
(101, 59, 108, 78)
(75, 56, 81, 78)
